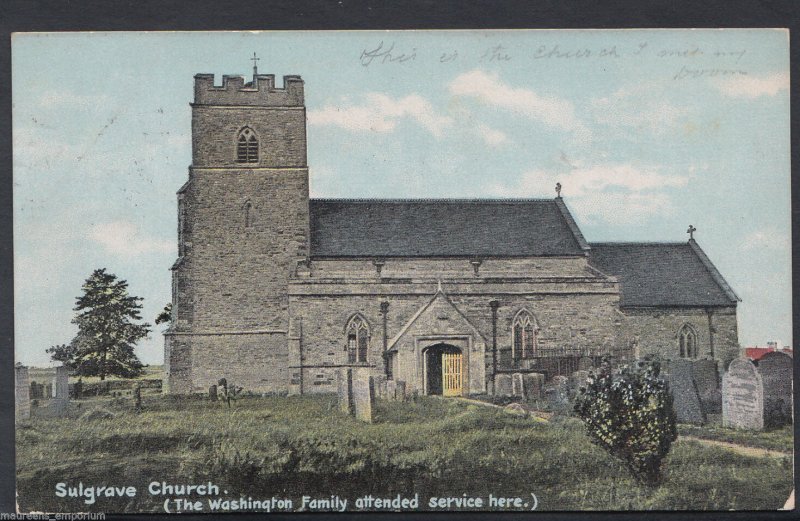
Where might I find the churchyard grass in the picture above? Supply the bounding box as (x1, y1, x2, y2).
(677, 423, 793, 454)
(16, 394, 792, 513)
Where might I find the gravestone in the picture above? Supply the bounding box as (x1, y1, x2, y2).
(666, 359, 705, 424)
(395, 380, 407, 401)
(15, 364, 30, 421)
(692, 359, 721, 415)
(29, 381, 42, 400)
(133, 384, 142, 412)
(511, 373, 525, 398)
(385, 379, 397, 400)
(757, 351, 792, 428)
(372, 374, 385, 399)
(51, 365, 70, 416)
(722, 357, 764, 430)
(45, 383, 53, 398)
(352, 371, 375, 423)
(494, 374, 513, 397)
(208, 384, 218, 400)
(521, 373, 545, 400)
(337, 368, 354, 415)
(578, 357, 593, 371)
(546, 375, 569, 405)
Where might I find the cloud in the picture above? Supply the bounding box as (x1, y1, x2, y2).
(591, 84, 688, 134)
(308, 93, 453, 138)
(37, 90, 113, 110)
(489, 164, 690, 225)
(476, 124, 508, 146)
(89, 221, 173, 256)
(741, 228, 790, 252)
(448, 69, 583, 132)
(714, 72, 789, 99)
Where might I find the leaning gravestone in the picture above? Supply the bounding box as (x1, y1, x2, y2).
(337, 368, 354, 415)
(692, 359, 722, 415)
(666, 359, 706, 424)
(51, 365, 70, 416)
(352, 371, 375, 423)
(722, 357, 764, 430)
(494, 374, 514, 397)
(15, 364, 30, 421)
(757, 351, 792, 428)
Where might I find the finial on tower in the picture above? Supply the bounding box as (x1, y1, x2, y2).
(251, 52, 260, 77)
(555, 182, 562, 198)
(687, 224, 697, 241)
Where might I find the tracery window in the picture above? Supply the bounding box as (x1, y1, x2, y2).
(678, 324, 698, 359)
(512, 309, 539, 359)
(236, 127, 258, 163)
(346, 314, 370, 363)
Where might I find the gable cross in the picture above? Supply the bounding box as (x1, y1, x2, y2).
(251, 52, 260, 76)
(687, 224, 697, 240)
(555, 182, 562, 197)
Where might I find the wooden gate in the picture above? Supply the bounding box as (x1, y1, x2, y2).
(442, 352, 463, 396)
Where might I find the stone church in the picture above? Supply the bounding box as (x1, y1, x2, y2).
(164, 70, 740, 396)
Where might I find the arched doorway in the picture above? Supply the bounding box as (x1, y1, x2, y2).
(424, 343, 463, 396)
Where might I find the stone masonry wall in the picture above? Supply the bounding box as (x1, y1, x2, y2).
(618, 306, 738, 365)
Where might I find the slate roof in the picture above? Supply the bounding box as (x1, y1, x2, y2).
(309, 198, 589, 257)
(588, 242, 740, 308)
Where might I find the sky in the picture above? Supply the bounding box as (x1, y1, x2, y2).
(12, 29, 790, 367)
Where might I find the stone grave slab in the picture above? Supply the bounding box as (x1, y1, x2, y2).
(337, 368, 354, 415)
(395, 380, 406, 400)
(521, 373, 544, 400)
(692, 359, 721, 415)
(494, 374, 513, 397)
(511, 373, 525, 398)
(722, 357, 764, 430)
(353, 373, 375, 423)
(757, 351, 792, 428)
(666, 359, 706, 424)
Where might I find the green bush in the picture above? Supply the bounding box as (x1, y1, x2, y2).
(574, 359, 677, 486)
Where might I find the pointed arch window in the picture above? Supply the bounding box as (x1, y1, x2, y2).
(678, 324, 698, 359)
(236, 127, 258, 163)
(346, 315, 370, 363)
(512, 310, 539, 359)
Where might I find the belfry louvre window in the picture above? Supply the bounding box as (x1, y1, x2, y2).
(512, 310, 538, 359)
(236, 127, 258, 163)
(678, 324, 698, 359)
(346, 315, 369, 363)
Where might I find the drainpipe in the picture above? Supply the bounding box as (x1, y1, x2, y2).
(706, 308, 715, 359)
(490, 300, 499, 391)
(380, 301, 390, 377)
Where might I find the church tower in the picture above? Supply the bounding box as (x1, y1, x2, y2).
(165, 68, 310, 393)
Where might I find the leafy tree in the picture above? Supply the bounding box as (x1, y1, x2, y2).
(573, 359, 677, 486)
(155, 302, 172, 325)
(46, 268, 151, 380)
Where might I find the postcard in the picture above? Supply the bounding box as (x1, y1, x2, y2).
(12, 29, 792, 513)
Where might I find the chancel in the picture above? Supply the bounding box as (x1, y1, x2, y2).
(164, 67, 741, 396)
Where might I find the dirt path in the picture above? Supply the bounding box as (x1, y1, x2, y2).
(678, 435, 791, 459)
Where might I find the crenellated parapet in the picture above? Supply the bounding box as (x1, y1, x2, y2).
(193, 73, 304, 106)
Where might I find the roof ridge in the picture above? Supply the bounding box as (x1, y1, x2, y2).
(554, 197, 590, 251)
(310, 197, 556, 203)
(590, 241, 688, 246)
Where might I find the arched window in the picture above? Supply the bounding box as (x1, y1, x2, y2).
(346, 314, 370, 363)
(236, 127, 258, 163)
(678, 324, 698, 359)
(512, 309, 539, 359)
(243, 201, 253, 228)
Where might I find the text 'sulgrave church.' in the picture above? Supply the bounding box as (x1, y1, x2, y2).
(164, 70, 740, 396)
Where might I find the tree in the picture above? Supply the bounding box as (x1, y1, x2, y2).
(47, 268, 151, 380)
(573, 359, 677, 486)
(155, 303, 172, 325)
